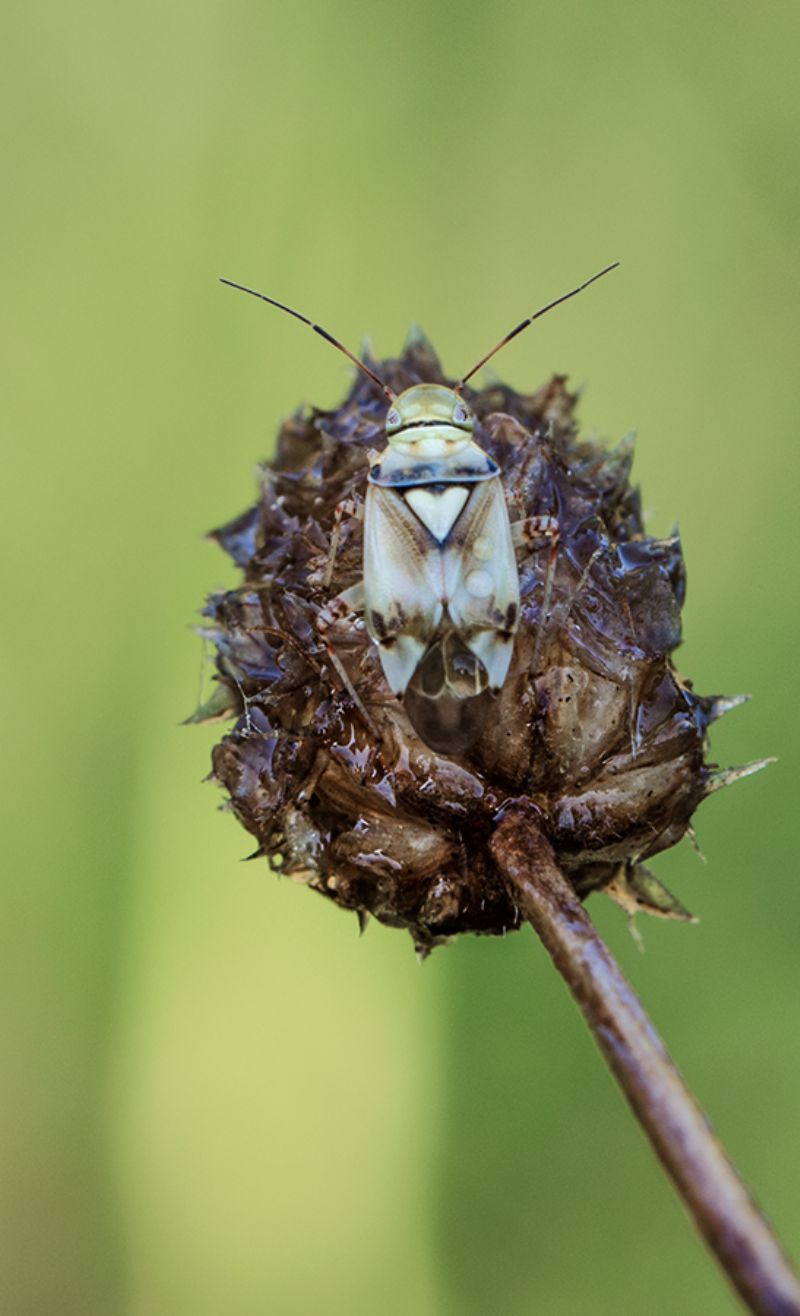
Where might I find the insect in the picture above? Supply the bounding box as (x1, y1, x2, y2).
(220, 264, 618, 753)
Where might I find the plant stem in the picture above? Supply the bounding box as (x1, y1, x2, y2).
(490, 805, 800, 1316)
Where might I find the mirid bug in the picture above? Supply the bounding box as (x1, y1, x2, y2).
(220, 264, 618, 754)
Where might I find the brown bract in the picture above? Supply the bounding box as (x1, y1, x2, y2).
(199, 334, 731, 953)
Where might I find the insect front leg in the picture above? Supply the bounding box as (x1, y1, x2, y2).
(316, 581, 366, 638)
(316, 582, 379, 735)
(323, 497, 363, 589)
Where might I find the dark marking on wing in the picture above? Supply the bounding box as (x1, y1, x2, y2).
(370, 609, 388, 639)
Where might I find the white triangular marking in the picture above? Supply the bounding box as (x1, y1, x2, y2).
(404, 486, 469, 542)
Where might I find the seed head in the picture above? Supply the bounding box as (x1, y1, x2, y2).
(197, 334, 759, 953)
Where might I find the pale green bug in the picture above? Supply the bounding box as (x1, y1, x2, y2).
(220, 264, 618, 753)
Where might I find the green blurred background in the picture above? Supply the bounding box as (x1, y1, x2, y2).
(4, 1, 799, 1312)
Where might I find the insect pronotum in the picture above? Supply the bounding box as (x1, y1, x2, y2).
(220, 263, 619, 753)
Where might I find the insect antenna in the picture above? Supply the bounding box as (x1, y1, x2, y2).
(220, 278, 397, 401)
(456, 261, 620, 390)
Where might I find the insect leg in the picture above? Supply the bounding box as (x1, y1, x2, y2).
(323, 646, 380, 737)
(510, 515, 560, 675)
(535, 540, 605, 676)
(316, 581, 366, 636)
(315, 583, 378, 735)
(510, 513, 559, 550)
(552, 545, 603, 630)
(323, 497, 363, 589)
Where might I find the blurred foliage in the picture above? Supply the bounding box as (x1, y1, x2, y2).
(3, 0, 799, 1312)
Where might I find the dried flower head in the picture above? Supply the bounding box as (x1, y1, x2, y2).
(196, 332, 763, 953)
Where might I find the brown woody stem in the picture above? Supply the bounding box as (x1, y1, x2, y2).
(490, 806, 800, 1316)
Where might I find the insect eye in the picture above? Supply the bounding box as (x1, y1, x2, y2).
(453, 402, 469, 424)
(386, 408, 401, 428)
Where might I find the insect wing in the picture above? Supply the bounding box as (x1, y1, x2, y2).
(363, 484, 444, 695)
(445, 476, 519, 691)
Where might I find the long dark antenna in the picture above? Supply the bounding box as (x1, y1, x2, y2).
(456, 261, 620, 390)
(219, 278, 396, 401)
